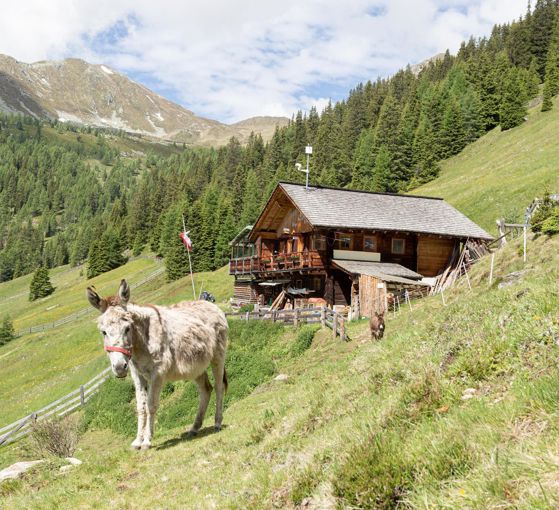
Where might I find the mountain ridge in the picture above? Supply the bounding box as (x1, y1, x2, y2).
(0, 54, 288, 146)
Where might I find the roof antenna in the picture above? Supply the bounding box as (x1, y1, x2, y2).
(295, 145, 312, 191)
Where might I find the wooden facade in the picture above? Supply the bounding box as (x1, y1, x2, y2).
(229, 183, 491, 315)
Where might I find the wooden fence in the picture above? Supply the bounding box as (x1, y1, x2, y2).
(226, 306, 347, 341)
(0, 367, 111, 447)
(15, 266, 165, 337)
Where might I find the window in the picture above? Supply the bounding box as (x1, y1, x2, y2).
(363, 235, 377, 252)
(291, 237, 298, 253)
(392, 238, 405, 255)
(312, 235, 326, 251)
(335, 232, 353, 250)
(312, 277, 323, 291)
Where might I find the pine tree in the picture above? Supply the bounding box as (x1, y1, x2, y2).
(440, 98, 467, 157)
(0, 315, 15, 346)
(240, 170, 261, 226)
(530, 0, 557, 78)
(350, 128, 375, 190)
(411, 115, 440, 186)
(500, 68, 528, 130)
(29, 266, 55, 301)
(524, 57, 541, 99)
(542, 76, 553, 111)
(460, 88, 484, 143)
(160, 203, 190, 281)
(371, 145, 392, 192)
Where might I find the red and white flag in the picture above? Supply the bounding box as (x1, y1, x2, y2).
(179, 230, 193, 252)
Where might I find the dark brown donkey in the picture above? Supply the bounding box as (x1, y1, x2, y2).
(369, 311, 385, 340)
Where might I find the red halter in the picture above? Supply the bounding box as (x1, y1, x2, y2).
(104, 345, 132, 358)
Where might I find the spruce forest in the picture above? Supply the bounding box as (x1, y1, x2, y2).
(1, 0, 559, 283)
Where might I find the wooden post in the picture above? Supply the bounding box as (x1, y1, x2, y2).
(489, 252, 495, 286)
(340, 317, 346, 341)
(496, 218, 507, 246)
(405, 290, 412, 311)
(320, 307, 326, 327)
(441, 289, 446, 306)
(272, 311, 277, 323)
(245, 311, 250, 321)
(332, 312, 338, 340)
(80, 385, 85, 406)
(523, 225, 527, 263)
(294, 308, 299, 327)
(463, 263, 472, 290)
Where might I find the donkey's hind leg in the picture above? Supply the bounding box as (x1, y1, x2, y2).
(211, 358, 226, 431)
(188, 372, 213, 437)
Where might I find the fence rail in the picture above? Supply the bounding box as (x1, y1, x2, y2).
(226, 306, 347, 341)
(15, 267, 165, 337)
(0, 367, 111, 447)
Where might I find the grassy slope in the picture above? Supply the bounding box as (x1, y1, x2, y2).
(0, 262, 233, 427)
(1, 235, 559, 509)
(415, 97, 559, 233)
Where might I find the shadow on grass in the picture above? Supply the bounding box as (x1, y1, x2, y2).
(156, 424, 228, 450)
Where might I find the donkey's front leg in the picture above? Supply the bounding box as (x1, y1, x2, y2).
(142, 376, 163, 450)
(130, 365, 148, 450)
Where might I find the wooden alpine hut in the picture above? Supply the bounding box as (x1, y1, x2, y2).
(229, 182, 492, 317)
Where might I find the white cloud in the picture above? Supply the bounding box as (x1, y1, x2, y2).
(0, 1, 527, 123)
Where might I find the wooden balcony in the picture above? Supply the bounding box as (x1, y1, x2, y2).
(229, 250, 326, 275)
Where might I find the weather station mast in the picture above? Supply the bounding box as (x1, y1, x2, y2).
(295, 145, 313, 190)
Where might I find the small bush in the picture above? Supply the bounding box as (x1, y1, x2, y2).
(291, 325, 319, 356)
(540, 206, 559, 236)
(30, 415, 80, 458)
(531, 192, 557, 234)
(239, 303, 254, 313)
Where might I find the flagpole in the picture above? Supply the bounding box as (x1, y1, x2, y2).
(182, 215, 196, 299)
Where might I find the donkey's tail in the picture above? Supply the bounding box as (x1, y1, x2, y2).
(223, 367, 228, 393)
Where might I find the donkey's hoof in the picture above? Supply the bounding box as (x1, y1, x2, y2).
(140, 442, 151, 450)
(130, 441, 142, 450)
(186, 429, 198, 439)
(214, 424, 222, 432)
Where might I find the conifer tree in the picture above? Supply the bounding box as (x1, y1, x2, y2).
(500, 68, 528, 130)
(525, 57, 541, 99)
(29, 266, 55, 301)
(460, 88, 484, 143)
(542, 76, 553, 111)
(350, 128, 375, 190)
(371, 145, 393, 192)
(412, 115, 440, 186)
(213, 198, 238, 269)
(440, 98, 467, 157)
(240, 170, 261, 226)
(0, 315, 15, 346)
(160, 203, 190, 281)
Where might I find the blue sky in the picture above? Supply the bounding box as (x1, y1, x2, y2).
(0, 1, 528, 123)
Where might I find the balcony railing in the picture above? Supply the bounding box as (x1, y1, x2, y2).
(229, 250, 325, 275)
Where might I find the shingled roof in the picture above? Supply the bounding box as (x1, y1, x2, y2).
(278, 182, 493, 241)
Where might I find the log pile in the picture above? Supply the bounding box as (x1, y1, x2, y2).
(430, 240, 489, 295)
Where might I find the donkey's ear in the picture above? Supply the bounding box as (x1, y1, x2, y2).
(118, 279, 130, 305)
(86, 287, 107, 313)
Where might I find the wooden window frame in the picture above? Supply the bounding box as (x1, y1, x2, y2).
(312, 234, 326, 251)
(363, 235, 377, 252)
(335, 232, 353, 251)
(391, 238, 406, 255)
